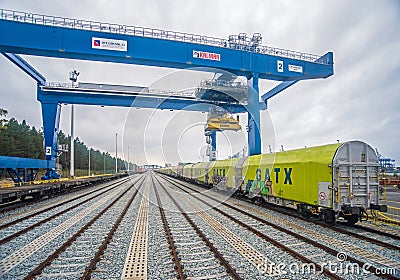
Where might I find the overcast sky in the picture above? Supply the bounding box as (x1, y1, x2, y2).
(1, 0, 399, 166)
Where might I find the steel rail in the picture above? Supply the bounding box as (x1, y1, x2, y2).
(80, 176, 145, 279)
(0, 175, 127, 213)
(153, 173, 242, 280)
(161, 174, 398, 280)
(23, 175, 144, 280)
(167, 174, 400, 248)
(0, 176, 130, 230)
(242, 194, 400, 247)
(0, 177, 137, 246)
(150, 175, 186, 280)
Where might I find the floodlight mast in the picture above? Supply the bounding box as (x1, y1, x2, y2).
(69, 68, 79, 178)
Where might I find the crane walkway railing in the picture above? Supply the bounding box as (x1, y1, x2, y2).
(1, 8, 325, 64)
(43, 82, 196, 99)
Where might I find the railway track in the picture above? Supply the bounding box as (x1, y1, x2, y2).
(0, 176, 131, 227)
(239, 194, 400, 249)
(162, 174, 400, 246)
(152, 173, 243, 279)
(160, 173, 400, 279)
(243, 195, 400, 245)
(0, 175, 126, 213)
(352, 223, 400, 240)
(0, 176, 133, 247)
(0, 174, 145, 279)
(157, 174, 341, 279)
(163, 174, 400, 249)
(1, 171, 397, 279)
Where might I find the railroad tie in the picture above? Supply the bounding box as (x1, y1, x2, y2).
(178, 194, 281, 277)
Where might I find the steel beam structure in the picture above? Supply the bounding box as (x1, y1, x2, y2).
(211, 131, 217, 161)
(38, 86, 247, 113)
(248, 74, 261, 155)
(2, 52, 46, 85)
(0, 13, 333, 81)
(261, 52, 334, 105)
(261, 80, 298, 106)
(0, 155, 55, 169)
(0, 156, 56, 182)
(0, 9, 334, 174)
(40, 100, 61, 179)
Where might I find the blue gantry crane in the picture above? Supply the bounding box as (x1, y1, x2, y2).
(0, 9, 333, 179)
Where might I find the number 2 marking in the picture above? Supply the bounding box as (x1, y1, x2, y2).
(277, 60, 283, 72)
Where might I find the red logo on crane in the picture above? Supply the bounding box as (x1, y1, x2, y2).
(193, 50, 221, 61)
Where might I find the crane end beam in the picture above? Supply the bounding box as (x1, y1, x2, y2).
(261, 52, 334, 105)
(2, 53, 46, 85)
(316, 51, 333, 65)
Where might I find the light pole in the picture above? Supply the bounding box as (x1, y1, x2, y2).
(115, 133, 118, 174)
(69, 68, 79, 178)
(70, 105, 74, 178)
(127, 145, 130, 172)
(88, 148, 91, 176)
(103, 152, 105, 174)
(133, 151, 136, 172)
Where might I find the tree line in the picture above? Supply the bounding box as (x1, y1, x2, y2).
(0, 109, 134, 176)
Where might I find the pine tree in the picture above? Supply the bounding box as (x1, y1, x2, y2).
(0, 108, 130, 174)
(0, 108, 8, 129)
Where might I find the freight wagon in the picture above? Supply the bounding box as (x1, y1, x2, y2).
(159, 141, 387, 224)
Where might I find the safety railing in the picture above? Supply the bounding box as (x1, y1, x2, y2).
(149, 88, 196, 98)
(0, 180, 14, 188)
(371, 206, 400, 226)
(0, 8, 326, 64)
(45, 82, 76, 88)
(199, 78, 248, 90)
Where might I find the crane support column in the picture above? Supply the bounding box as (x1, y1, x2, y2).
(247, 73, 261, 155)
(211, 131, 217, 161)
(40, 95, 61, 179)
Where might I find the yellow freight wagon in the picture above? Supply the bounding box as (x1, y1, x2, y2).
(208, 158, 239, 191)
(240, 141, 385, 224)
(165, 140, 386, 224)
(191, 162, 210, 185)
(183, 163, 194, 179)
